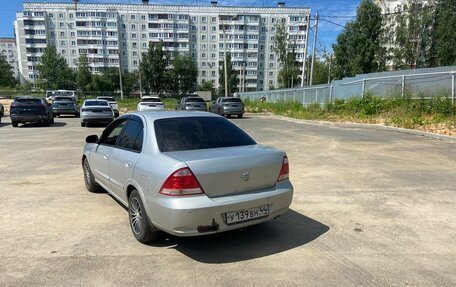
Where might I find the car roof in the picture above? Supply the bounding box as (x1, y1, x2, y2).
(141, 96, 160, 99)
(132, 111, 219, 122)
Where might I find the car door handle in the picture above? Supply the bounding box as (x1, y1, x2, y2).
(103, 155, 109, 160)
(125, 161, 132, 168)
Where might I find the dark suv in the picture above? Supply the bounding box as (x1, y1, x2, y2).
(10, 96, 54, 127)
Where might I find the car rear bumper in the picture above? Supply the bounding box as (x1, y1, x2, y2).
(53, 108, 78, 114)
(221, 107, 244, 115)
(10, 114, 47, 123)
(81, 114, 114, 123)
(144, 180, 293, 236)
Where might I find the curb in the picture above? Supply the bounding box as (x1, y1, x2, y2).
(249, 113, 456, 143)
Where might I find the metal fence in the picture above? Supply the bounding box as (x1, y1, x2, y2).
(240, 66, 456, 106)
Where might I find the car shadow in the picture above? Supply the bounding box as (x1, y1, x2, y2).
(17, 121, 67, 128)
(151, 209, 329, 263)
(85, 122, 111, 128)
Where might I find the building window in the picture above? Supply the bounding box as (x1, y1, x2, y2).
(60, 32, 65, 37)
(133, 60, 138, 66)
(59, 13, 64, 19)
(72, 50, 76, 55)
(61, 49, 66, 55)
(61, 40, 66, 46)
(49, 13, 54, 18)
(141, 24, 146, 30)
(211, 17, 216, 22)
(59, 22, 64, 28)
(131, 33, 137, 39)
(202, 16, 207, 22)
(131, 24, 136, 30)
(202, 26, 207, 31)
(141, 15, 146, 20)
(201, 53, 207, 58)
(131, 15, 136, 20)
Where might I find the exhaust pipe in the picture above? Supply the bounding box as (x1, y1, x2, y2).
(197, 219, 219, 233)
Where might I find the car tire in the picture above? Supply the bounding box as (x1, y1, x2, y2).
(82, 157, 101, 192)
(44, 119, 50, 127)
(75, 112, 80, 118)
(237, 114, 243, 118)
(50, 117, 54, 124)
(12, 121, 18, 127)
(80, 122, 85, 127)
(128, 190, 159, 243)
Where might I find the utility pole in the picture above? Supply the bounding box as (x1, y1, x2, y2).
(309, 11, 319, 86)
(301, 13, 311, 87)
(138, 59, 143, 98)
(223, 25, 228, 97)
(118, 53, 124, 99)
(328, 53, 332, 84)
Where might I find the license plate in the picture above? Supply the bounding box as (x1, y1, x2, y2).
(225, 204, 269, 225)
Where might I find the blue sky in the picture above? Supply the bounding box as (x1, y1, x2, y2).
(0, 0, 360, 52)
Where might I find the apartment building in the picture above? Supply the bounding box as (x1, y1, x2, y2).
(14, 1, 310, 92)
(0, 38, 19, 79)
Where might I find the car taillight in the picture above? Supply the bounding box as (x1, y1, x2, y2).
(277, 155, 289, 182)
(160, 167, 204, 196)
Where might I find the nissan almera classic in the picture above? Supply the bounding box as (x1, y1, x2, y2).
(82, 111, 293, 243)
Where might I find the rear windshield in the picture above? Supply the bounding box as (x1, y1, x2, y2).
(15, 98, 42, 104)
(85, 101, 108, 106)
(98, 97, 116, 102)
(54, 97, 74, 102)
(141, 98, 161, 103)
(186, 97, 205, 103)
(154, 117, 256, 152)
(222, 98, 242, 103)
(11, 106, 45, 114)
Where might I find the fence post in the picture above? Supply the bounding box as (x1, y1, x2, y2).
(329, 85, 333, 103)
(362, 80, 366, 98)
(452, 72, 455, 105)
(315, 89, 318, 104)
(401, 75, 405, 98)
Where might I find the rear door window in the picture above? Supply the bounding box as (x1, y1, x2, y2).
(154, 117, 256, 152)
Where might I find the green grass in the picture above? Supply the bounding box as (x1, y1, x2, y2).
(243, 94, 456, 132)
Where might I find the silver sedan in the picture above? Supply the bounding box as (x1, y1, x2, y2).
(82, 112, 293, 243)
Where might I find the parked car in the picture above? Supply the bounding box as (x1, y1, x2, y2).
(52, 96, 80, 118)
(82, 112, 293, 243)
(210, 97, 245, 118)
(97, 96, 120, 117)
(0, 103, 4, 124)
(10, 96, 54, 127)
(137, 96, 164, 111)
(176, 96, 207, 112)
(80, 99, 114, 127)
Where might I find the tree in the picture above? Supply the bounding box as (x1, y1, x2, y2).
(76, 54, 92, 92)
(434, 0, 456, 66)
(392, 0, 436, 69)
(332, 0, 385, 79)
(218, 52, 238, 96)
(36, 45, 75, 90)
(123, 71, 139, 96)
(140, 41, 168, 94)
(172, 54, 198, 94)
(91, 67, 119, 93)
(273, 21, 300, 88)
(0, 55, 16, 87)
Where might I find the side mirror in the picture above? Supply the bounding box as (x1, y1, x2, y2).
(85, 135, 99, 144)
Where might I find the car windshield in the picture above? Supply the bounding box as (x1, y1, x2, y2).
(98, 97, 116, 102)
(11, 106, 44, 114)
(141, 98, 161, 103)
(54, 97, 74, 102)
(15, 98, 41, 104)
(222, 98, 243, 103)
(155, 117, 256, 152)
(186, 97, 205, 103)
(85, 101, 108, 106)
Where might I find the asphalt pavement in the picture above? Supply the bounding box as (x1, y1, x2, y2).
(0, 114, 455, 286)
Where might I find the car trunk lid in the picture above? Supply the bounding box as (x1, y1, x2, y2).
(164, 145, 283, 198)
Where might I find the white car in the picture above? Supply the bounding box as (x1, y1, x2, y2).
(97, 96, 120, 117)
(137, 96, 164, 111)
(80, 99, 115, 127)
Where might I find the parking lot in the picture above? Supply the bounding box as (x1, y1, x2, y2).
(0, 114, 455, 286)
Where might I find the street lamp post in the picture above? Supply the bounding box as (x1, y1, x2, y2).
(220, 15, 238, 97)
